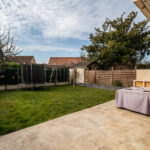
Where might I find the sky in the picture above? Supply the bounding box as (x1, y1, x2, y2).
(0, 0, 147, 63)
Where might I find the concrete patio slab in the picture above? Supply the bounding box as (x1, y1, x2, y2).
(0, 100, 150, 150)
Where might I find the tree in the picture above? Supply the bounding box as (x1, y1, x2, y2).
(81, 11, 150, 69)
(0, 28, 22, 65)
(80, 51, 86, 61)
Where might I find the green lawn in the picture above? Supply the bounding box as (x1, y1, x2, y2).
(0, 85, 115, 136)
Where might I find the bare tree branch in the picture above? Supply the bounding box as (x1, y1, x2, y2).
(0, 27, 22, 65)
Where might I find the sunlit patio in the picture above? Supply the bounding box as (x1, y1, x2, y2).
(0, 100, 150, 150)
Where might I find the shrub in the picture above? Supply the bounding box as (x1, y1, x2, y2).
(112, 80, 122, 87)
(2, 62, 21, 69)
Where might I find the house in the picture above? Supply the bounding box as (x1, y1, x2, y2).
(7, 56, 36, 64)
(132, 0, 150, 20)
(48, 57, 85, 67)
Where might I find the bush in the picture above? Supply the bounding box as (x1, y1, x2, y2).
(2, 62, 21, 69)
(112, 80, 122, 87)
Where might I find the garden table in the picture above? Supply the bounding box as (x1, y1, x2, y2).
(116, 87, 150, 115)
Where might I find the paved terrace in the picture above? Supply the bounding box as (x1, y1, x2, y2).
(0, 100, 150, 150)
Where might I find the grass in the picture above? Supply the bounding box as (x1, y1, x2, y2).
(0, 85, 115, 136)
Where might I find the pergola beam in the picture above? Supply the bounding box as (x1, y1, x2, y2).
(132, 0, 150, 20)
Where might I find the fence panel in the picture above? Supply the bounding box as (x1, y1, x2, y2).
(96, 70, 112, 86)
(0, 68, 21, 85)
(89, 71, 96, 84)
(32, 64, 45, 84)
(0, 65, 69, 87)
(113, 70, 136, 87)
(84, 70, 89, 84)
(21, 64, 45, 84)
(46, 68, 69, 83)
(21, 65, 31, 84)
(45, 69, 52, 82)
(65, 68, 69, 82)
(0, 70, 5, 85)
(84, 69, 135, 87)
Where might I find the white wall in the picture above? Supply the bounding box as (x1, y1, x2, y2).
(69, 68, 85, 84)
(76, 68, 84, 83)
(136, 69, 150, 80)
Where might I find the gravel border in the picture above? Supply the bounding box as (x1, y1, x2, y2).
(77, 83, 123, 90)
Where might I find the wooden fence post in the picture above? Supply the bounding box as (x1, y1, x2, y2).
(44, 64, 46, 83)
(55, 68, 57, 85)
(21, 65, 24, 84)
(95, 70, 96, 84)
(88, 70, 89, 84)
(31, 64, 33, 90)
(4, 71, 7, 91)
(135, 66, 137, 80)
(84, 69, 85, 84)
(54, 67, 57, 86)
(112, 67, 114, 85)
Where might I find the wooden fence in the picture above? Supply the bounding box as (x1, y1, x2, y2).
(84, 69, 136, 87)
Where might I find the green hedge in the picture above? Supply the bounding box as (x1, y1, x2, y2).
(2, 62, 21, 69)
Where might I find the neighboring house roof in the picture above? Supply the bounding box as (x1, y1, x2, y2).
(132, 0, 150, 20)
(7, 56, 36, 64)
(48, 57, 84, 66)
(45, 64, 65, 69)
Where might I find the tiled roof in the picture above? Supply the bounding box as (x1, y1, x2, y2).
(48, 57, 84, 66)
(45, 64, 65, 69)
(7, 56, 36, 64)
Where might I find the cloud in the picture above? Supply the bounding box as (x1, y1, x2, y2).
(21, 44, 78, 53)
(0, 0, 146, 59)
(0, 0, 123, 40)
